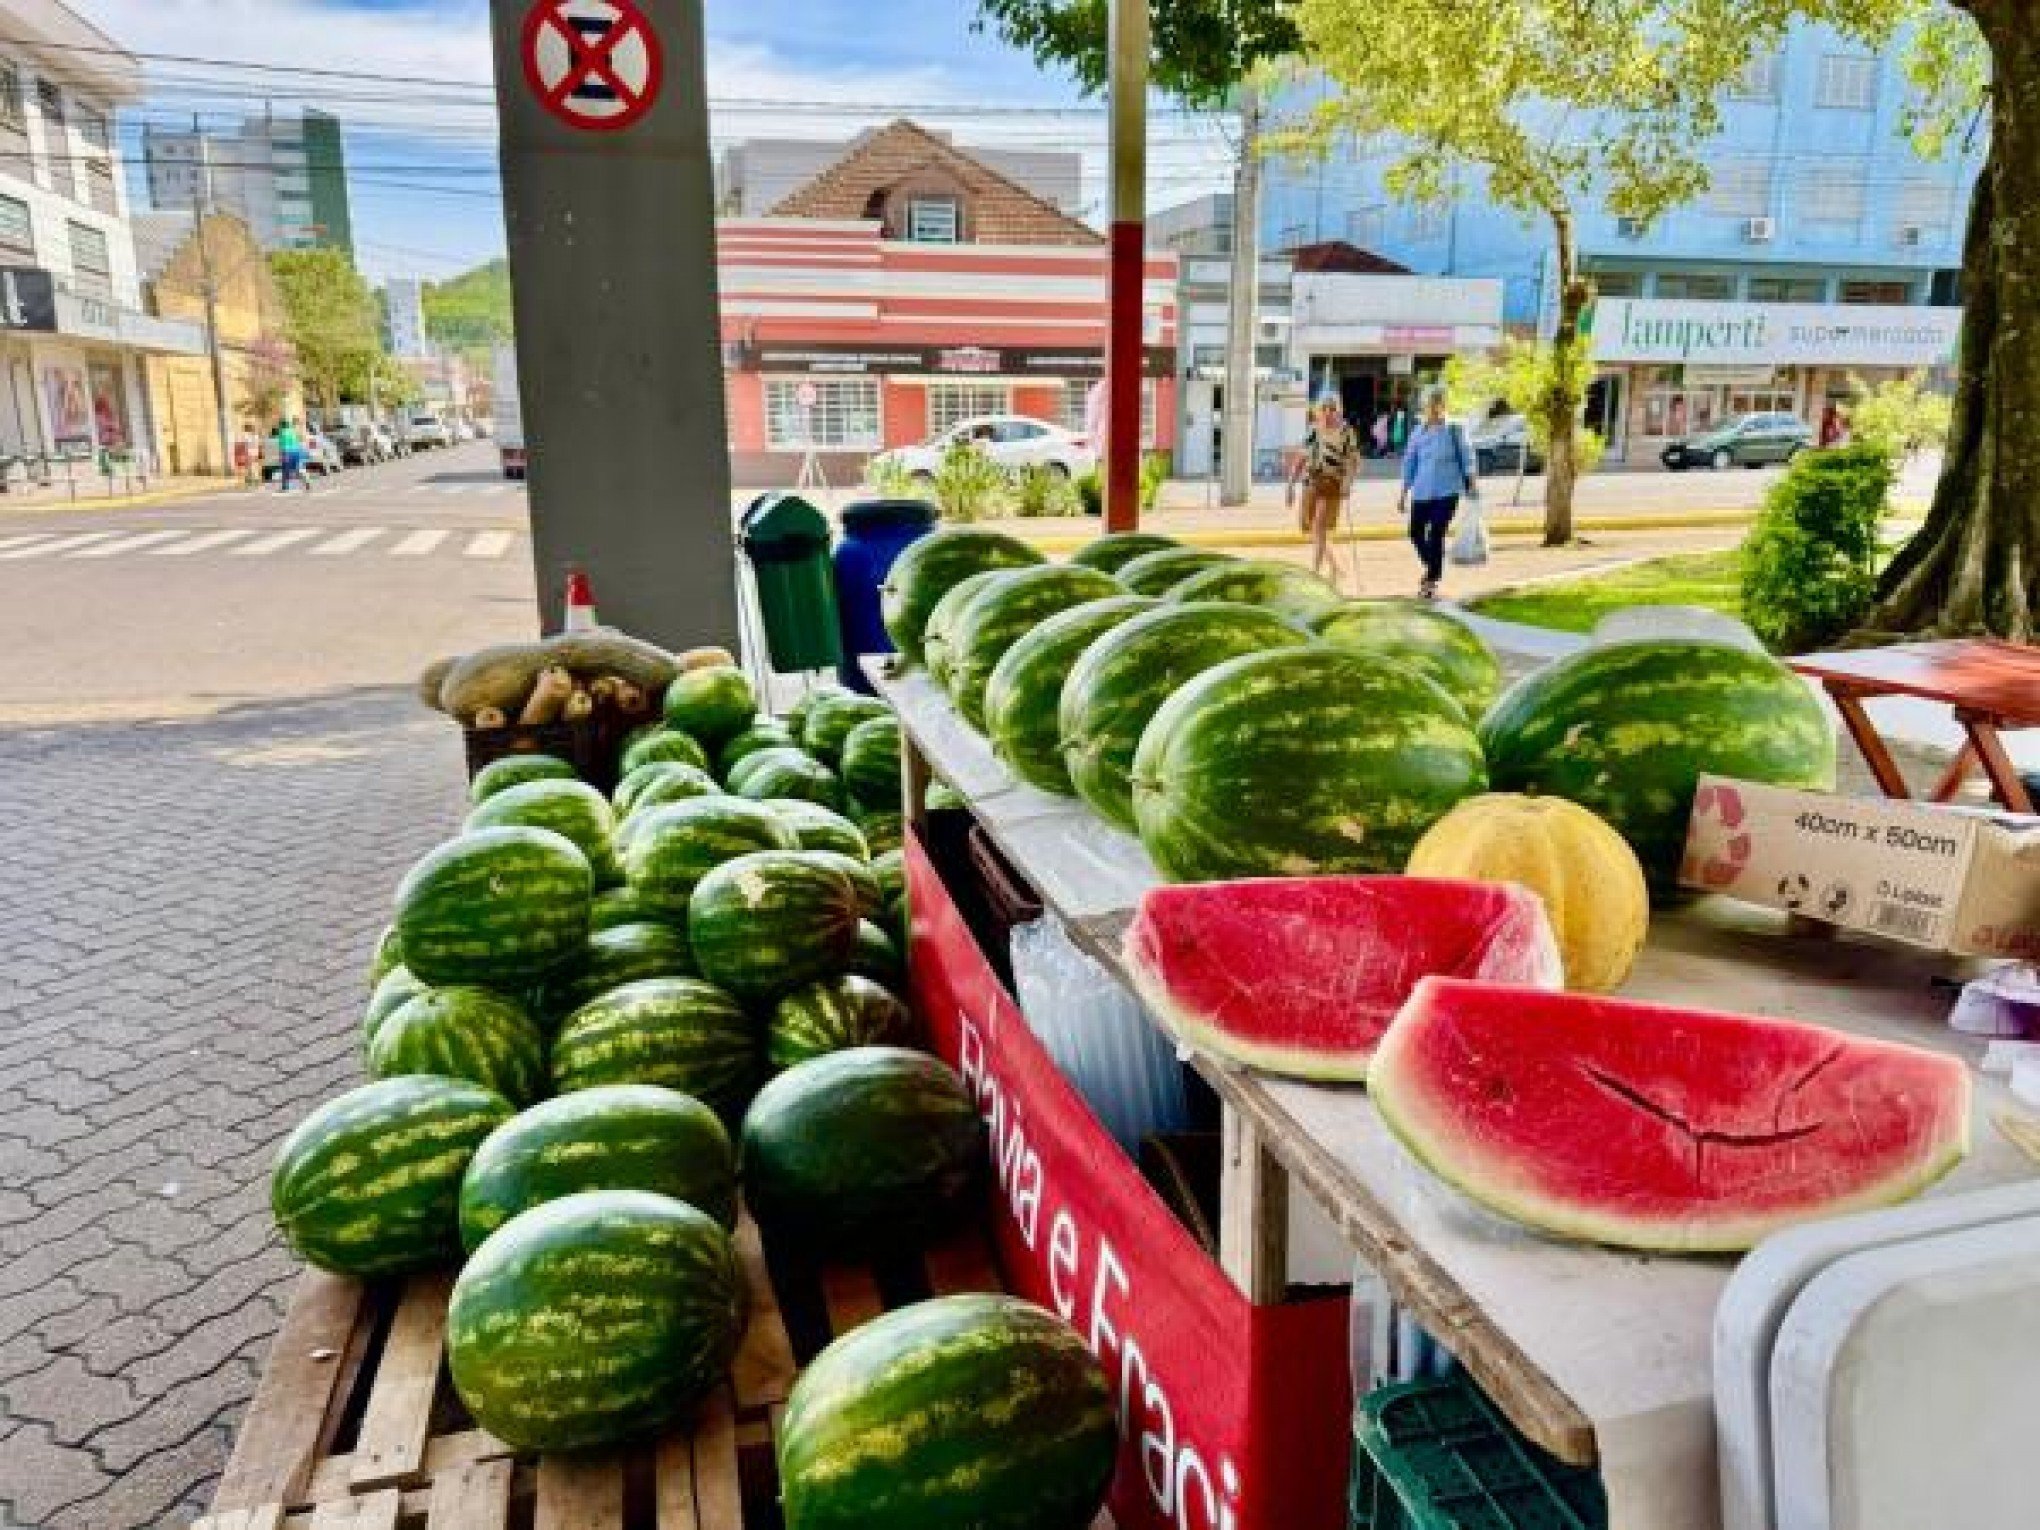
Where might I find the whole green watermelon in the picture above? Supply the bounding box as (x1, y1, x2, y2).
(945, 564, 1126, 728)
(541, 920, 696, 1024)
(778, 1294, 1116, 1530)
(363, 963, 427, 1049)
(1311, 600, 1503, 717)
(368, 924, 404, 985)
(801, 693, 892, 765)
(1480, 638, 1836, 890)
(786, 683, 850, 737)
(367, 987, 549, 1106)
(922, 570, 1003, 694)
(717, 719, 797, 778)
(838, 716, 903, 813)
(614, 760, 719, 818)
(663, 666, 757, 745)
(766, 799, 869, 858)
(689, 851, 862, 1002)
(272, 1076, 512, 1276)
(1169, 558, 1343, 623)
(1116, 546, 1232, 597)
(848, 920, 904, 992)
(551, 977, 758, 1124)
(470, 752, 575, 804)
(395, 827, 591, 987)
(853, 807, 904, 857)
(447, 1190, 746, 1451)
(619, 727, 710, 777)
(725, 745, 818, 796)
(768, 976, 914, 1070)
(801, 849, 884, 919)
(733, 751, 841, 809)
(458, 1085, 736, 1250)
(983, 595, 1154, 796)
(621, 797, 798, 919)
(466, 778, 621, 888)
(1069, 531, 1180, 575)
(742, 1047, 983, 1255)
(1134, 647, 1489, 882)
(870, 849, 906, 908)
(588, 885, 665, 932)
(881, 527, 1045, 663)
(1060, 601, 1310, 831)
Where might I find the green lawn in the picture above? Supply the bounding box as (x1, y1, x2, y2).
(1468, 551, 1745, 635)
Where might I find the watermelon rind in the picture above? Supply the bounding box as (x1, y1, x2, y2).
(368, 924, 404, 986)
(725, 745, 818, 796)
(945, 564, 1126, 729)
(620, 727, 711, 777)
(1311, 599, 1504, 717)
(589, 886, 666, 932)
(688, 851, 862, 1002)
(796, 849, 884, 920)
(367, 986, 549, 1106)
(767, 975, 914, 1070)
(470, 752, 575, 804)
(801, 693, 892, 766)
(466, 778, 621, 889)
(621, 796, 799, 919)
(785, 683, 849, 737)
(663, 666, 757, 745)
(837, 715, 904, 813)
(922, 569, 1003, 694)
(851, 807, 904, 857)
(1069, 531, 1180, 575)
(395, 827, 592, 987)
(765, 799, 870, 860)
(615, 760, 720, 819)
(881, 527, 1045, 663)
(551, 977, 759, 1125)
(363, 964, 428, 1049)
(847, 919, 904, 992)
(1167, 558, 1343, 623)
(983, 595, 1154, 796)
(870, 848, 906, 908)
(732, 751, 841, 809)
(717, 719, 797, 779)
(540, 920, 696, 1024)
(1114, 546, 1232, 597)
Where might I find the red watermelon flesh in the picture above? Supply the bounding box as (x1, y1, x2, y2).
(1123, 877, 1562, 1081)
(1372, 978, 1972, 1253)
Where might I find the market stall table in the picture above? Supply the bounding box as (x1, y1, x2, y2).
(1790, 638, 2040, 812)
(872, 657, 2038, 1530)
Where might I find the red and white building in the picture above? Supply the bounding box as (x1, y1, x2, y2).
(717, 122, 1177, 486)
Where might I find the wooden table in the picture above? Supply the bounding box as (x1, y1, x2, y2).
(1792, 638, 2040, 812)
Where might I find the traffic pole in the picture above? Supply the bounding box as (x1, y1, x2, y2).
(1105, 0, 1148, 533)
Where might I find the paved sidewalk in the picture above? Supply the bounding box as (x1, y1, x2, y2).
(0, 688, 464, 1529)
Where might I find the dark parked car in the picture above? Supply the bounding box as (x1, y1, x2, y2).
(1472, 416, 1545, 476)
(1661, 412, 1813, 470)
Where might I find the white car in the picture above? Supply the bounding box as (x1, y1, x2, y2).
(876, 415, 1097, 481)
(404, 412, 453, 450)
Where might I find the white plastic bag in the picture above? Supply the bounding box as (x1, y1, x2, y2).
(1449, 492, 1489, 567)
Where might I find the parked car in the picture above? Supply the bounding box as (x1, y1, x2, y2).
(1472, 415, 1545, 476)
(404, 411, 453, 450)
(872, 415, 1097, 482)
(260, 428, 343, 480)
(330, 422, 396, 466)
(1661, 412, 1813, 470)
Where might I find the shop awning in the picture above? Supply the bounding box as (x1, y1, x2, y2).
(53, 292, 206, 357)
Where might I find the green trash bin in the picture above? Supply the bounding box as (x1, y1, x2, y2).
(742, 492, 843, 673)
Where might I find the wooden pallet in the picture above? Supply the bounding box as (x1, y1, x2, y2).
(195, 1217, 1116, 1530)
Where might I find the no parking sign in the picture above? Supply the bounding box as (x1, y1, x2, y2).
(521, 0, 665, 132)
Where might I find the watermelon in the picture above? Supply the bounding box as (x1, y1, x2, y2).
(541, 921, 696, 1023)
(466, 778, 621, 888)
(1168, 558, 1342, 622)
(589, 886, 665, 932)
(870, 848, 906, 908)
(778, 1294, 1116, 1530)
(786, 683, 850, 737)
(838, 715, 903, 812)
(923, 569, 1004, 694)
(1371, 978, 1972, 1253)
(663, 666, 757, 745)
(458, 1084, 736, 1250)
(1060, 601, 1310, 831)
(364, 963, 427, 1048)
(733, 750, 841, 809)
(689, 851, 862, 1002)
(854, 808, 904, 857)
(1479, 638, 1836, 891)
(768, 975, 914, 1070)
(848, 919, 904, 991)
(1311, 600, 1503, 717)
(615, 760, 719, 818)
(272, 1076, 513, 1277)
(395, 827, 592, 987)
(767, 799, 869, 859)
(717, 719, 797, 778)
(802, 693, 892, 765)
(368, 924, 404, 985)
(470, 752, 575, 804)
(742, 1047, 984, 1254)
(881, 527, 1045, 663)
(801, 849, 884, 919)
(551, 977, 759, 1124)
(1069, 531, 1180, 574)
(367, 986, 549, 1105)
(1134, 647, 1489, 882)
(945, 564, 1125, 728)
(1123, 877, 1561, 1081)
(1115, 546, 1232, 596)
(726, 745, 819, 796)
(447, 1190, 746, 1451)
(983, 595, 1153, 796)
(620, 727, 711, 777)
(621, 797, 798, 918)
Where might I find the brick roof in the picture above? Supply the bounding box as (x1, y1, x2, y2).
(769, 119, 1102, 247)
(1290, 240, 1413, 275)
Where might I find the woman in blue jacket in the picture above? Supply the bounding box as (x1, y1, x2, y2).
(1396, 386, 1478, 600)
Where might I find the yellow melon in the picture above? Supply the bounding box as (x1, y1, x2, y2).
(1407, 794, 1649, 993)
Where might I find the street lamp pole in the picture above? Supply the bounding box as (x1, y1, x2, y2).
(192, 115, 235, 474)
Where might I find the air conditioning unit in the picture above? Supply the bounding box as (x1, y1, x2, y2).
(1744, 217, 1777, 244)
(1897, 223, 1926, 249)
(1616, 216, 1648, 240)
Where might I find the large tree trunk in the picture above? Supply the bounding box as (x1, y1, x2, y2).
(1871, 14, 2040, 638)
(1538, 214, 1590, 546)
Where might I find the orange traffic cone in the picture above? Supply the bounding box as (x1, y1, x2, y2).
(563, 568, 598, 633)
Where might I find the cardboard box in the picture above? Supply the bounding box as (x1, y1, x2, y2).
(1680, 777, 2040, 958)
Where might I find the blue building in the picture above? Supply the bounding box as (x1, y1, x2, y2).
(1262, 23, 1983, 462)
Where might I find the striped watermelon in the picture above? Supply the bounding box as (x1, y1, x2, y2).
(766, 799, 870, 858)
(786, 684, 850, 737)
(767, 976, 914, 1070)
(589, 886, 666, 932)
(615, 761, 720, 819)
(272, 1076, 513, 1277)
(922, 570, 1003, 693)
(801, 693, 892, 765)
(945, 564, 1125, 728)
(551, 977, 759, 1125)
(621, 797, 798, 919)
(838, 716, 903, 813)
(870, 849, 906, 909)
(369, 924, 404, 985)
(717, 719, 797, 778)
(725, 745, 817, 796)
(881, 527, 1045, 663)
(1060, 601, 1310, 831)
(620, 727, 711, 777)
(779, 1294, 1116, 1530)
(470, 752, 576, 804)
(1116, 546, 1232, 596)
(363, 964, 428, 1049)
(447, 1190, 746, 1451)
(1312, 600, 1503, 717)
(541, 921, 696, 1024)
(853, 808, 904, 857)
(1069, 531, 1180, 574)
(983, 595, 1153, 795)
(458, 1084, 736, 1250)
(1480, 638, 1836, 891)
(848, 920, 904, 992)
(801, 850, 884, 918)
(366, 986, 548, 1106)
(732, 751, 841, 809)
(1169, 558, 1343, 622)
(743, 1047, 984, 1255)
(663, 666, 757, 745)
(395, 828, 592, 987)
(466, 779, 621, 889)
(1134, 647, 1489, 882)
(688, 851, 862, 1003)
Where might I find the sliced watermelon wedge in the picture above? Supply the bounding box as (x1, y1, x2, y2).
(1123, 877, 1562, 1082)
(1372, 978, 1973, 1254)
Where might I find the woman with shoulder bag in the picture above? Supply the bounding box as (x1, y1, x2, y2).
(1396, 386, 1479, 600)
(1286, 395, 1360, 588)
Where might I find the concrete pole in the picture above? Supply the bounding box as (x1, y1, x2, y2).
(1105, 0, 1148, 533)
(1219, 85, 1261, 507)
(489, 0, 738, 649)
(193, 119, 235, 474)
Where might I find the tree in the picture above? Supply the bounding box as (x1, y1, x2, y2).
(1846, 372, 1953, 464)
(270, 249, 383, 410)
(1444, 340, 1605, 505)
(422, 259, 514, 367)
(240, 332, 295, 428)
(1289, 0, 1911, 545)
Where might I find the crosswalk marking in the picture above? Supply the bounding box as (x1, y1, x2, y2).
(465, 530, 513, 558)
(0, 521, 521, 561)
(0, 529, 119, 558)
(233, 527, 323, 556)
(70, 529, 192, 557)
(0, 532, 59, 555)
(391, 529, 449, 556)
(155, 528, 259, 556)
(311, 527, 384, 555)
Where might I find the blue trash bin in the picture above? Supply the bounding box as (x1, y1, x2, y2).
(833, 497, 937, 692)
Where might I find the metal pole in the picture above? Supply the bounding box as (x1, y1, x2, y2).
(1105, 0, 1148, 533)
(193, 117, 235, 475)
(1219, 85, 1261, 507)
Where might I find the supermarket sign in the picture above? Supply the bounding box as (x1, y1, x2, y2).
(1586, 297, 1960, 368)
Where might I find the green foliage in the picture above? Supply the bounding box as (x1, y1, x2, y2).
(934, 441, 1010, 523)
(423, 260, 514, 365)
(863, 456, 920, 500)
(1469, 552, 1744, 635)
(1444, 341, 1599, 469)
(1740, 445, 1894, 653)
(271, 249, 386, 410)
(1010, 463, 1080, 518)
(972, 0, 1298, 106)
(1845, 372, 1952, 463)
(1901, 8, 1989, 159)
(1075, 469, 1104, 517)
(1141, 451, 1171, 511)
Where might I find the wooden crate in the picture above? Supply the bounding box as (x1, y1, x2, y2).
(195, 1217, 1117, 1530)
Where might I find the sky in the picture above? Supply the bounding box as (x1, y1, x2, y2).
(72, 0, 1237, 285)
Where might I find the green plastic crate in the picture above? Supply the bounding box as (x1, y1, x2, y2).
(1350, 1375, 1608, 1530)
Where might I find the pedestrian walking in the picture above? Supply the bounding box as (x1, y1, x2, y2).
(1397, 386, 1479, 601)
(1819, 401, 1848, 449)
(275, 418, 311, 494)
(1286, 395, 1361, 588)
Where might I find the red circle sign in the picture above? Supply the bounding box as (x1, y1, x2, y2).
(521, 0, 664, 133)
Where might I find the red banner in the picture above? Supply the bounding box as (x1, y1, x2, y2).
(907, 835, 1351, 1530)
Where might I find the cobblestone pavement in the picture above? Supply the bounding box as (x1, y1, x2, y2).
(0, 688, 464, 1529)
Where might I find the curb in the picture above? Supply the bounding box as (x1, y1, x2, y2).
(0, 478, 242, 518)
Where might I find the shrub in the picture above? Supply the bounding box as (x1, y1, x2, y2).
(1010, 464, 1079, 518)
(932, 440, 1008, 523)
(863, 455, 919, 500)
(1140, 451, 1171, 512)
(1739, 445, 1892, 653)
(1074, 470, 1104, 517)
(1845, 372, 1952, 463)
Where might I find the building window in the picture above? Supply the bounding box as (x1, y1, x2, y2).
(1409, 203, 1447, 240)
(1589, 271, 1644, 297)
(1733, 52, 1781, 102)
(67, 221, 111, 300)
(79, 110, 116, 215)
(35, 78, 60, 127)
(1704, 157, 1774, 219)
(927, 383, 1010, 437)
(1804, 164, 1867, 226)
(1346, 206, 1386, 248)
(0, 194, 33, 263)
(1840, 280, 1914, 306)
(1748, 276, 1828, 303)
(1653, 272, 1734, 300)
(763, 378, 880, 450)
(1816, 54, 1879, 111)
(906, 198, 960, 244)
(1278, 223, 1307, 250)
(0, 65, 22, 129)
(1895, 178, 1958, 243)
